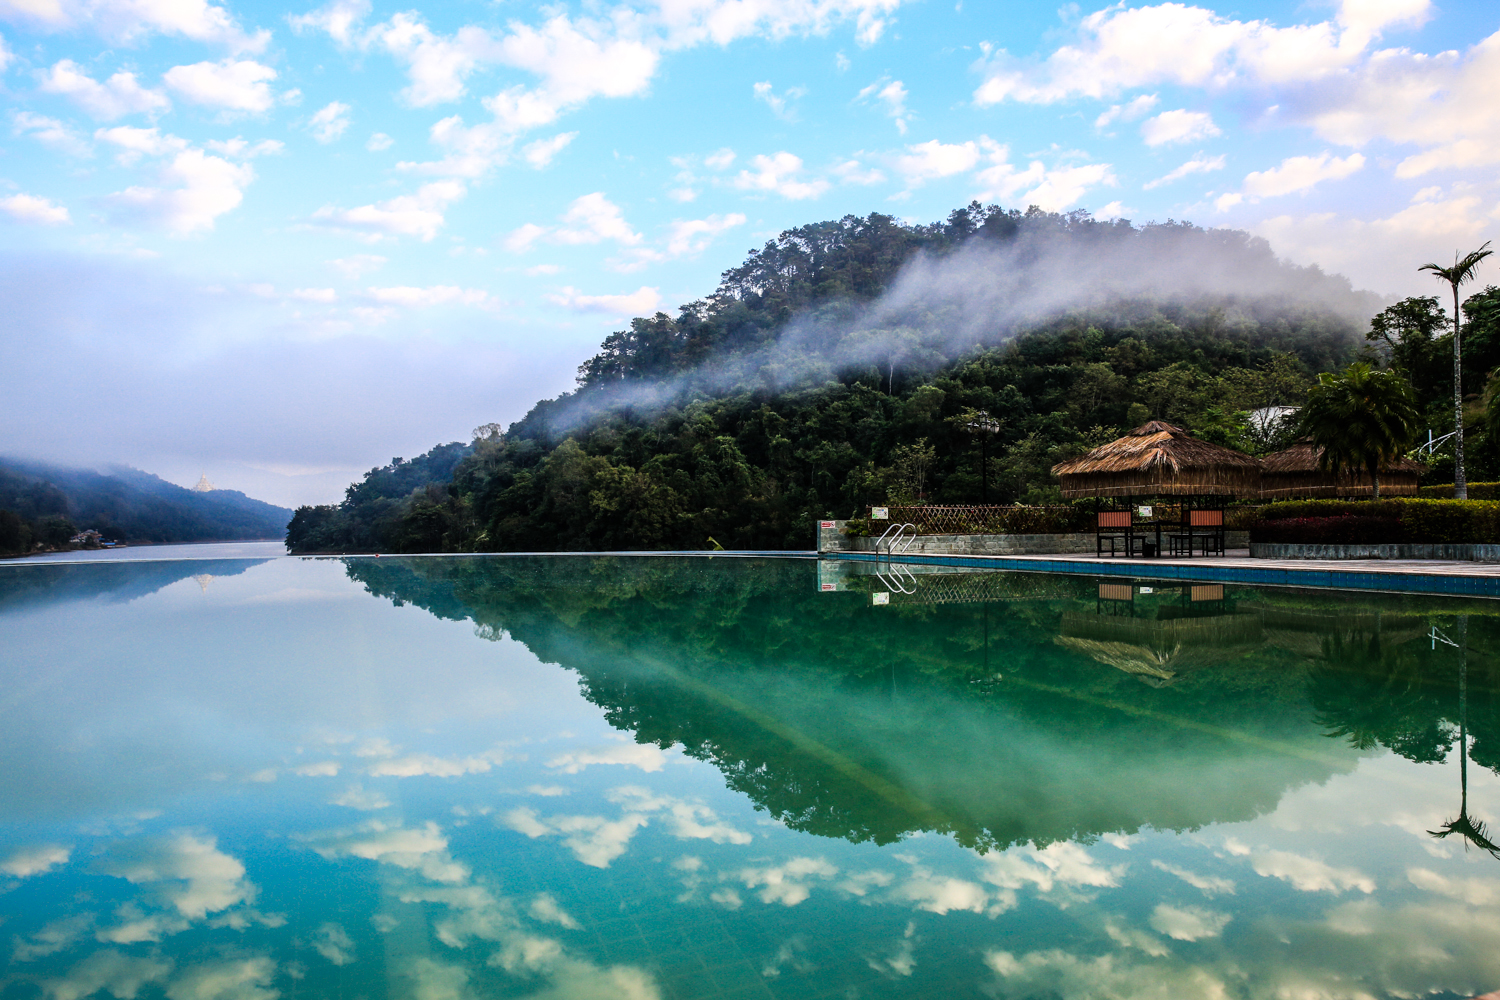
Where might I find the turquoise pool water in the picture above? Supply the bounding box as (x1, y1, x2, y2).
(2, 555, 1498, 1000)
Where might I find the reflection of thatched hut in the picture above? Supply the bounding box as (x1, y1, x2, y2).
(1051, 421, 1262, 499)
(1055, 612, 1264, 686)
(1259, 439, 1423, 499)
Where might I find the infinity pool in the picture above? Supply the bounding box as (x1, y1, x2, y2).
(2, 555, 1497, 999)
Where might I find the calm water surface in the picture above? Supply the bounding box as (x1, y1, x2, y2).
(2, 555, 1498, 1000)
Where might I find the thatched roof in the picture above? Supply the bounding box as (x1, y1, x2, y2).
(1260, 439, 1423, 498)
(1051, 421, 1262, 499)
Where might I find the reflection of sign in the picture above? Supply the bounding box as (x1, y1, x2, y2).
(1139, 586, 1154, 594)
(872, 592, 890, 605)
(1138, 506, 1153, 517)
(872, 507, 889, 520)
(820, 583, 836, 591)
(819, 521, 836, 529)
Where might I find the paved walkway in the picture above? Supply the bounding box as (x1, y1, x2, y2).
(832, 548, 1500, 598)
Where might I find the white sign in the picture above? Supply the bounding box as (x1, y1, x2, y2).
(872, 507, 889, 520)
(1139, 586, 1154, 595)
(1137, 505, 1153, 517)
(872, 592, 890, 605)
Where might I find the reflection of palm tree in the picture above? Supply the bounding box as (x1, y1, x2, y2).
(1429, 616, 1500, 859)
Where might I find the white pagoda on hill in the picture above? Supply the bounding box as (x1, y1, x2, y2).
(192, 474, 215, 492)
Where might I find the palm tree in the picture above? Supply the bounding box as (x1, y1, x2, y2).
(1296, 363, 1420, 498)
(1420, 242, 1493, 499)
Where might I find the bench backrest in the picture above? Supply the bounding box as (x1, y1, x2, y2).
(1098, 583, 1133, 602)
(1190, 584, 1225, 602)
(1189, 510, 1224, 526)
(1097, 511, 1132, 528)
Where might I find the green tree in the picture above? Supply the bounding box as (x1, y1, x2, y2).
(1296, 363, 1420, 498)
(1421, 243, 1494, 499)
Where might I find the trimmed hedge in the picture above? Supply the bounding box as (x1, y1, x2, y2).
(1418, 482, 1500, 500)
(1251, 498, 1500, 544)
(1253, 515, 1404, 545)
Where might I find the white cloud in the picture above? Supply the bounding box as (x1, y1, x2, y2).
(366, 132, 393, 151)
(12, 111, 91, 156)
(857, 76, 909, 133)
(307, 101, 350, 143)
(974, 141, 1117, 211)
(15, 915, 94, 963)
(973, 0, 1431, 104)
(545, 741, 667, 771)
(522, 131, 576, 168)
(555, 192, 641, 245)
(105, 148, 254, 235)
(38, 950, 172, 1000)
(1250, 849, 1375, 893)
(312, 180, 466, 241)
(1148, 903, 1231, 941)
(890, 871, 989, 914)
(2, 843, 71, 877)
(163, 59, 277, 113)
(733, 151, 830, 199)
(617, 212, 746, 270)
(508, 192, 643, 250)
(504, 222, 548, 253)
(1140, 109, 1221, 146)
(328, 253, 386, 277)
(163, 956, 277, 1000)
(96, 124, 187, 163)
(1243, 151, 1365, 198)
(364, 745, 505, 771)
(528, 893, 580, 929)
(1094, 93, 1158, 129)
(2, 0, 268, 50)
(95, 833, 255, 922)
(39, 60, 170, 119)
(287, 0, 368, 46)
(1, 192, 71, 225)
(753, 80, 806, 119)
(1143, 151, 1226, 189)
(290, 288, 338, 304)
(1151, 860, 1236, 896)
(329, 784, 391, 810)
(203, 136, 282, 158)
(523, 264, 562, 277)
(893, 139, 981, 184)
(305, 820, 469, 883)
(734, 857, 839, 906)
(832, 158, 884, 185)
(548, 285, 662, 315)
(312, 923, 355, 965)
(501, 807, 648, 868)
(607, 787, 752, 844)
(704, 147, 735, 170)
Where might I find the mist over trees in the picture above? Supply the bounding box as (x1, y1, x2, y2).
(287, 203, 1496, 554)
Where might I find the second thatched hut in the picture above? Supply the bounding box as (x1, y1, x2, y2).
(1259, 439, 1423, 498)
(1051, 421, 1262, 499)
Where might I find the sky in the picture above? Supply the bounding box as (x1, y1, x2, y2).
(2, 0, 1499, 507)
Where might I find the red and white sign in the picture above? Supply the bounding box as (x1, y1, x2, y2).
(819, 521, 835, 528)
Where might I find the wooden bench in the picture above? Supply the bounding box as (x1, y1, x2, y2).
(1096, 511, 1133, 557)
(1168, 509, 1226, 557)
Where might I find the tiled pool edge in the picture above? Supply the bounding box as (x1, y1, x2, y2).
(829, 551, 1500, 598)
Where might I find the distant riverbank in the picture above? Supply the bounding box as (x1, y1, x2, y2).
(1, 540, 288, 564)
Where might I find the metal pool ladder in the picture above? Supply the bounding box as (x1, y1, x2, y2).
(874, 522, 917, 557)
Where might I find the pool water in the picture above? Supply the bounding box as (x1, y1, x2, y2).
(2, 554, 1498, 1000)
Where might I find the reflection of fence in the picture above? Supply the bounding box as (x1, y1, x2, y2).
(869, 572, 1079, 607)
(870, 505, 1090, 536)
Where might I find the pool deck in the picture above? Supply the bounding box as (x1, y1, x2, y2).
(831, 548, 1500, 598)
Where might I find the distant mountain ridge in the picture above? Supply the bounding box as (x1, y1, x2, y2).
(0, 458, 292, 554)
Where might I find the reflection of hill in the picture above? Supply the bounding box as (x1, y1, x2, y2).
(0, 559, 271, 613)
(342, 556, 1500, 852)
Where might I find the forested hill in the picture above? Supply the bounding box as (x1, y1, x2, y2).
(0, 459, 293, 555)
(287, 203, 1387, 554)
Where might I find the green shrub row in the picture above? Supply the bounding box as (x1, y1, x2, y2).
(1251, 515, 1405, 545)
(1417, 482, 1500, 500)
(1255, 498, 1500, 544)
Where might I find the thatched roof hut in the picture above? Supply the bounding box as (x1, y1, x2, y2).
(1051, 421, 1262, 499)
(1259, 439, 1423, 499)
